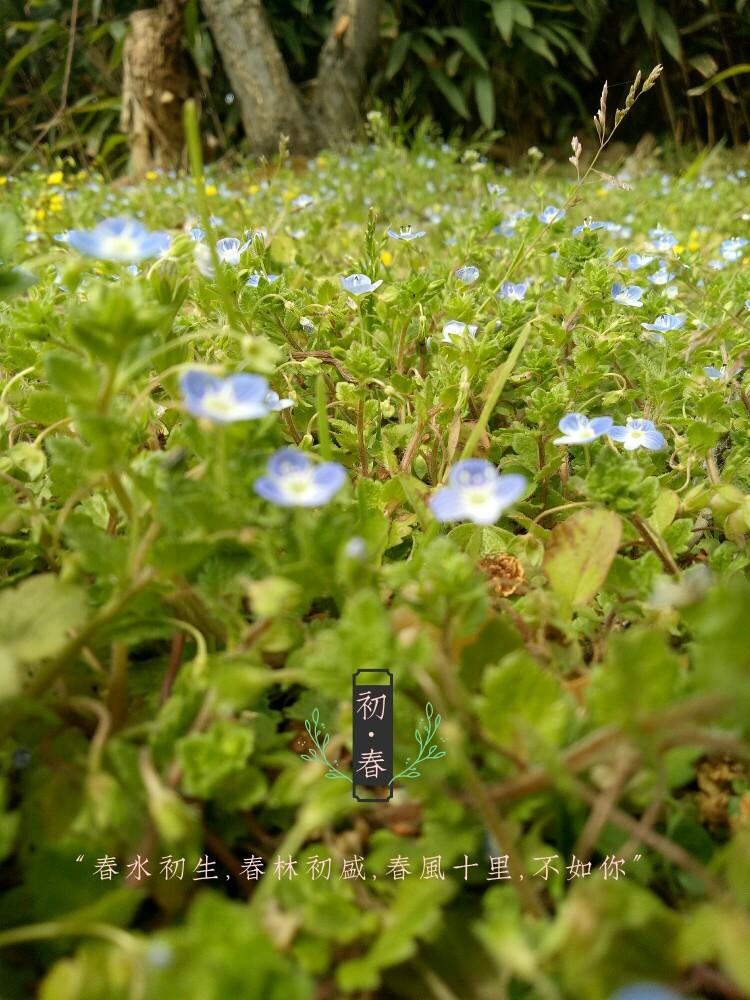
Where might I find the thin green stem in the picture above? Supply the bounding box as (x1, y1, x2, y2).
(460, 325, 530, 461)
(315, 374, 333, 460)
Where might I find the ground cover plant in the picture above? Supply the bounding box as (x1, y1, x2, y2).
(1, 76, 750, 1000)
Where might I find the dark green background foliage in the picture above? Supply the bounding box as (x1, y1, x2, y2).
(2, 0, 750, 172)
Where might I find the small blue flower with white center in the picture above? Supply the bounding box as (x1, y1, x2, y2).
(340, 273, 383, 295)
(387, 224, 427, 241)
(291, 194, 314, 209)
(187, 226, 206, 242)
(625, 253, 655, 270)
(67, 217, 171, 263)
(704, 363, 743, 381)
(253, 447, 347, 507)
(456, 265, 480, 285)
(215, 236, 250, 265)
(494, 222, 517, 238)
(611, 282, 644, 308)
(429, 460, 527, 526)
(720, 237, 749, 261)
(572, 218, 607, 235)
(647, 263, 675, 285)
(498, 281, 529, 302)
(486, 182, 507, 198)
(641, 313, 685, 334)
(246, 273, 279, 287)
(442, 320, 478, 343)
(553, 413, 614, 445)
(608, 417, 666, 451)
(180, 370, 293, 423)
(648, 226, 677, 252)
(538, 205, 565, 225)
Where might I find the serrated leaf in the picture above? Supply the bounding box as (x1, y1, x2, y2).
(543, 508, 622, 607)
(0, 573, 88, 663)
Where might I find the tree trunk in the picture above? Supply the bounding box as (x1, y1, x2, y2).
(312, 0, 384, 147)
(120, 0, 190, 178)
(199, 0, 382, 158)
(198, 0, 317, 159)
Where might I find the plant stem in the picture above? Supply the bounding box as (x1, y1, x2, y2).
(460, 325, 530, 460)
(315, 374, 333, 460)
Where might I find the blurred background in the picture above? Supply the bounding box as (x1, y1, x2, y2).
(1, 0, 749, 176)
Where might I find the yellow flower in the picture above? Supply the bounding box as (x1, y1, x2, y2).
(204, 184, 217, 197)
(282, 190, 297, 202)
(145, 171, 158, 181)
(687, 228, 700, 252)
(672, 244, 684, 254)
(248, 184, 260, 195)
(380, 250, 392, 266)
(47, 171, 63, 185)
(596, 187, 608, 197)
(0, 176, 7, 186)
(35, 208, 46, 221)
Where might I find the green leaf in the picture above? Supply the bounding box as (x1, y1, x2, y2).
(474, 71, 496, 129)
(492, 0, 516, 44)
(479, 650, 571, 755)
(637, 0, 657, 37)
(587, 627, 683, 726)
(442, 27, 489, 69)
(687, 63, 750, 97)
(384, 31, 412, 79)
(428, 68, 470, 118)
(0, 573, 88, 663)
(543, 509, 622, 608)
(517, 26, 557, 65)
(655, 7, 682, 60)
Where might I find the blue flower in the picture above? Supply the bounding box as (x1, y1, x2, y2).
(608, 984, 684, 1000)
(647, 262, 675, 285)
(640, 313, 685, 334)
(429, 460, 527, 525)
(180, 370, 293, 423)
(187, 226, 206, 242)
(647, 226, 677, 252)
(340, 273, 383, 295)
(538, 205, 565, 224)
(456, 265, 480, 285)
(486, 182, 507, 198)
(720, 237, 749, 261)
(572, 218, 607, 235)
(498, 281, 529, 301)
(253, 447, 347, 507)
(625, 253, 655, 270)
(246, 272, 279, 287)
(291, 194, 314, 209)
(215, 236, 250, 265)
(553, 413, 613, 445)
(704, 363, 743, 381)
(442, 320, 478, 343)
(67, 217, 171, 263)
(608, 417, 666, 451)
(387, 224, 426, 241)
(611, 283, 644, 308)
